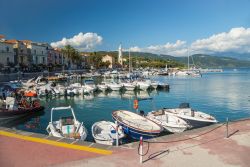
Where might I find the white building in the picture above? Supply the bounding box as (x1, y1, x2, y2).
(118, 43, 123, 66)
(102, 54, 114, 68)
(25, 42, 49, 65)
(0, 41, 15, 66)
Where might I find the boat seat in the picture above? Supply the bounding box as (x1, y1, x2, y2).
(60, 116, 74, 125)
(61, 125, 75, 135)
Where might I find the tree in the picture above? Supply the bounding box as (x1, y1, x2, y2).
(90, 52, 103, 68)
(61, 45, 82, 68)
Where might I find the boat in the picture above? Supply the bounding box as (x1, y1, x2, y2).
(66, 86, 79, 96)
(0, 97, 44, 123)
(150, 81, 159, 89)
(92, 121, 125, 145)
(147, 109, 191, 133)
(107, 82, 122, 91)
(175, 70, 189, 76)
(46, 106, 87, 140)
(135, 81, 150, 91)
(157, 82, 169, 89)
(112, 110, 163, 140)
(122, 82, 136, 91)
(69, 83, 84, 95)
(163, 103, 218, 128)
(97, 82, 108, 92)
(82, 79, 97, 94)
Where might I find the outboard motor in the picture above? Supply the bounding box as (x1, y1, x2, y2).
(139, 110, 145, 116)
(179, 103, 190, 108)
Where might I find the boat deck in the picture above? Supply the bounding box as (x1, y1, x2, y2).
(1, 118, 250, 167)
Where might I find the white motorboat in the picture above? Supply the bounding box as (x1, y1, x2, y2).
(46, 106, 87, 140)
(150, 81, 159, 89)
(83, 79, 97, 94)
(135, 81, 150, 91)
(122, 82, 136, 91)
(147, 110, 191, 133)
(66, 86, 79, 96)
(35, 76, 48, 86)
(107, 82, 122, 91)
(175, 71, 189, 76)
(97, 82, 108, 92)
(69, 83, 84, 95)
(163, 103, 218, 128)
(92, 121, 125, 145)
(54, 84, 66, 96)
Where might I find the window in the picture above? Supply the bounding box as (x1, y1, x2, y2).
(42, 51, 43, 55)
(6, 47, 9, 52)
(7, 57, 9, 63)
(42, 57, 45, 64)
(34, 50, 36, 54)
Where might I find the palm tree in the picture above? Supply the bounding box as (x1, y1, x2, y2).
(61, 45, 81, 69)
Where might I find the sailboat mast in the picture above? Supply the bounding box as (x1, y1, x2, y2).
(187, 48, 189, 71)
(129, 50, 131, 73)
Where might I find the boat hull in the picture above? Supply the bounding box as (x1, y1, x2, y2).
(112, 115, 161, 140)
(0, 106, 45, 123)
(182, 118, 215, 128)
(162, 125, 187, 133)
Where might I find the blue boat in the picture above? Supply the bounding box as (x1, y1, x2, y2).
(112, 110, 163, 140)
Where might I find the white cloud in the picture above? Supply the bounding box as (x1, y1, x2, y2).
(128, 27, 250, 56)
(129, 40, 188, 56)
(51, 32, 103, 51)
(191, 27, 250, 53)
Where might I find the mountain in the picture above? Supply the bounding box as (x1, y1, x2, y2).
(173, 54, 250, 68)
(93, 51, 250, 68)
(123, 52, 250, 68)
(211, 52, 250, 61)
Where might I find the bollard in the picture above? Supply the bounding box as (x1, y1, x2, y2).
(115, 121, 119, 147)
(140, 136, 143, 164)
(226, 117, 229, 138)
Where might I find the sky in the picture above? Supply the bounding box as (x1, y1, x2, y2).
(0, 0, 250, 57)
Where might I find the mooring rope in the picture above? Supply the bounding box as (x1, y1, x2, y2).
(137, 123, 226, 156)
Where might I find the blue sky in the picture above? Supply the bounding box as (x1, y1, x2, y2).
(1, 0, 250, 56)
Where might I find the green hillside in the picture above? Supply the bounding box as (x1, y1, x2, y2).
(85, 51, 250, 68)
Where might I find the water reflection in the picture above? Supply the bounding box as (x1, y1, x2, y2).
(4, 70, 250, 141)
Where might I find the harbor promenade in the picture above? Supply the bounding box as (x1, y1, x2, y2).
(1, 119, 250, 167)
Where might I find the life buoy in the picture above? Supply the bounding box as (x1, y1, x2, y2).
(133, 99, 139, 109)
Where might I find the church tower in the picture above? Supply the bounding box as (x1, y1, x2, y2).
(118, 43, 123, 66)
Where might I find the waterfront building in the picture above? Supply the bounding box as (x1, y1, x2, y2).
(118, 44, 123, 66)
(25, 41, 49, 65)
(0, 40, 15, 67)
(48, 48, 63, 65)
(4, 40, 30, 67)
(102, 54, 115, 68)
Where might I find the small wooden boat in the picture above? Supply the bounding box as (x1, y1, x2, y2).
(112, 110, 163, 140)
(46, 106, 87, 140)
(92, 121, 125, 145)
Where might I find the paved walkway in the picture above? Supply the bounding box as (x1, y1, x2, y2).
(0, 130, 112, 167)
(53, 119, 250, 167)
(1, 119, 250, 167)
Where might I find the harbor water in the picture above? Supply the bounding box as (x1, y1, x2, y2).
(3, 69, 250, 142)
